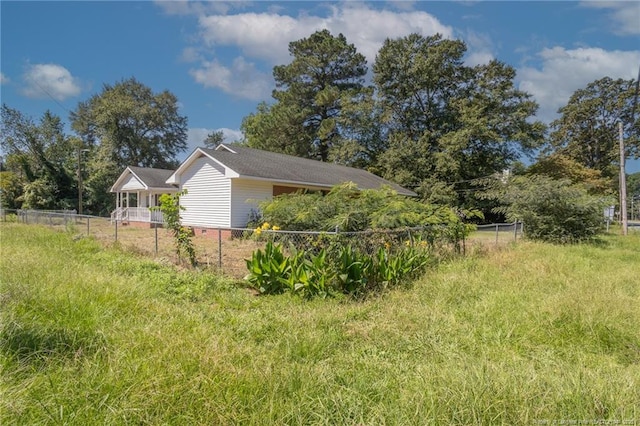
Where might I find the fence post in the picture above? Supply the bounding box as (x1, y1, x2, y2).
(495, 224, 499, 245)
(115, 220, 118, 242)
(218, 228, 223, 270)
(87, 217, 90, 236)
(513, 220, 518, 242)
(155, 225, 159, 255)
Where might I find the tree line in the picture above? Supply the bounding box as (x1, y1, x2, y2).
(1, 30, 639, 220)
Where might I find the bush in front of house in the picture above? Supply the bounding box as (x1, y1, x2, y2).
(258, 183, 473, 232)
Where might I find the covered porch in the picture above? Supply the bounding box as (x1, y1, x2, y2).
(111, 191, 167, 224)
(110, 166, 178, 224)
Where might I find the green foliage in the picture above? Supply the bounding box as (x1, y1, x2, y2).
(482, 174, 610, 244)
(244, 241, 292, 294)
(373, 34, 545, 207)
(628, 171, 640, 197)
(243, 30, 367, 162)
(260, 183, 471, 233)
(203, 129, 224, 149)
(336, 245, 372, 295)
(154, 191, 196, 267)
(71, 77, 188, 214)
(1, 105, 78, 210)
(288, 248, 334, 299)
(547, 77, 639, 180)
(0, 171, 24, 209)
(244, 241, 431, 299)
(528, 153, 613, 194)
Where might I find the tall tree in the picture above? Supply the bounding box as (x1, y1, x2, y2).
(70, 78, 188, 214)
(547, 77, 639, 180)
(528, 153, 612, 194)
(373, 34, 545, 205)
(203, 130, 224, 149)
(242, 30, 368, 161)
(1, 105, 77, 209)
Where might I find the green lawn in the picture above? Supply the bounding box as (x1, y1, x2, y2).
(1, 223, 639, 425)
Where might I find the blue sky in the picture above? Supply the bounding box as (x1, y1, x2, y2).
(1, 1, 639, 172)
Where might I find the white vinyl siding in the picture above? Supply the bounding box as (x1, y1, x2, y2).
(180, 156, 231, 228)
(230, 179, 273, 228)
(121, 174, 145, 191)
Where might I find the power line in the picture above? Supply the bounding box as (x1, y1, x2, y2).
(25, 75, 74, 115)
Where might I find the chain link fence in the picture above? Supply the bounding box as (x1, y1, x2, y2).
(1, 209, 523, 278)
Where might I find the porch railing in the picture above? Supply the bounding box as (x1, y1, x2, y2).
(111, 207, 164, 224)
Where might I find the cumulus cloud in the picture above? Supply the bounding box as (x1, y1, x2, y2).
(462, 30, 495, 66)
(581, 1, 640, 36)
(189, 56, 273, 100)
(0, 72, 8, 84)
(22, 64, 82, 101)
(185, 3, 452, 99)
(197, 4, 453, 65)
(518, 46, 640, 123)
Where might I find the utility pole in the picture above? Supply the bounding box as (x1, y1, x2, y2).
(619, 121, 627, 235)
(77, 147, 89, 215)
(77, 147, 83, 215)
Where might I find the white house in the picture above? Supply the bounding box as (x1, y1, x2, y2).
(110, 166, 178, 224)
(111, 144, 415, 228)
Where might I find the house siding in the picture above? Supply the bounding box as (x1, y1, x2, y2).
(121, 174, 145, 191)
(230, 179, 273, 228)
(180, 156, 231, 228)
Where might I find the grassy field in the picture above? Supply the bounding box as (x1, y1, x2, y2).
(1, 223, 639, 425)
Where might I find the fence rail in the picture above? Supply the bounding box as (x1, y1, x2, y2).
(1, 209, 524, 278)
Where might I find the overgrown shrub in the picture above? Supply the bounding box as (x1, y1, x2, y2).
(153, 191, 197, 266)
(259, 183, 474, 233)
(482, 175, 611, 244)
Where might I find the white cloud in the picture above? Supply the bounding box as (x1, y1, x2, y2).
(22, 64, 82, 101)
(187, 3, 453, 98)
(581, 1, 640, 36)
(180, 46, 203, 63)
(0, 72, 8, 84)
(196, 4, 453, 65)
(462, 30, 495, 66)
(518, 46, 640, 123)
(189, 56, 273, 100)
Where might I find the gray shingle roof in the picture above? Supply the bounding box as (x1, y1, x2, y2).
(202, 144, 416, 196)
(128, 166, 177, 189)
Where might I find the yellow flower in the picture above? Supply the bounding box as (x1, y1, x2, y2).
(384, 242, 391, 249)
(254, 227, 262, 235)
(405, 240, 411, 246)
(261, 222, 270, 230)
(272, 225, 280, 231)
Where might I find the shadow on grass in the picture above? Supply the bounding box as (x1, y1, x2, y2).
(1, 322, 107, 364)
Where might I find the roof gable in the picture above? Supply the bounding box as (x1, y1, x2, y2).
(110, 166, 178, 193)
